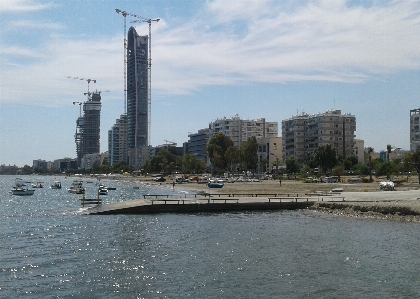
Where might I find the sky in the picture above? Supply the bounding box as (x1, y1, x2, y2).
(1, 0, 420, 167)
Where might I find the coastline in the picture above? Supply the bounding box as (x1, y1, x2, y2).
(131, 176, 420, 222)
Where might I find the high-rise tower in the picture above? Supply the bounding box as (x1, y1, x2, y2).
(126, 27, 149, 168)
(410, 108, 420, 151)
(75, 91, 102, 167)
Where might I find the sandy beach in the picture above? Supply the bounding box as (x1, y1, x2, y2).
(137, 176, 420, 221)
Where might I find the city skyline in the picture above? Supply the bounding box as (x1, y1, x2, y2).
(1, 0, 420, 166)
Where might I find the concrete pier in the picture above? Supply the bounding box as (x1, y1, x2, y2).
(83, 195, 342, 215)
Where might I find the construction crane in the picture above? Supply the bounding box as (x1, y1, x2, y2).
(131, 16, 160, 147)
(73, 101, 82, 117)
(66, 76, 97, 99)
(164, 140, 177, 146)
(115, 9, 146, 114)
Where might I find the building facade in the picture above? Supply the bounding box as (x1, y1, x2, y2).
(410, 108, 420, 151)
(187, 115, 278, 167)
(257, 137, 282, 173)
(282, 110, 356, 163)
(75, 91, 102, 167)
(127, 27, 149, 169)
(188, 128, 211, 162)
(108, 114, 127, 166)
(209, 115, 278, 148)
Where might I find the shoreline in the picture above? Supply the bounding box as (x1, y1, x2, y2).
(167, 178, 420, 222)
(110, 176, 420, 222)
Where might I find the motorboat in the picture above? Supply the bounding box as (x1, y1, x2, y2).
(9, 179, 35, 196)
(32, 182, 44, 188)
(207, 180, 224, 188)
(50, 181, 62, 189)
(67, 180, 85, 194)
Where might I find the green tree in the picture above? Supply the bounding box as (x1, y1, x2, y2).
(225, 146, 240, 172)
(376, 161, 397, 179)
(207, 132, 234, 173)
(181, 154, 198, 174)
(332, 163, 345, 181)
(150, 149, 177, 173)
(313, 144, 338, 174)
(343, 156, 358, 170)
(240, 136, 259, 174)
(355, 164, 370, 176)
(285, 156, 300, 176)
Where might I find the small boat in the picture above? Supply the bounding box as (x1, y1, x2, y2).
(32, 182, 44, 188)
(98, 188, 108, 195)
(51, 181, 62, 189)
(68, 180, 85, 194)
(9, 179, 35, 196)
(207, 180, 224, 188)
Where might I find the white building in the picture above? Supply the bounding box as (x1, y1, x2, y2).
(209, 114, 278, 148)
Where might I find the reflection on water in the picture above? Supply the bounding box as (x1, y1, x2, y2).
(0, 175, 419, 298)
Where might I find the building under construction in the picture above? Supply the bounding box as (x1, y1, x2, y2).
(75, 91, 102, 167)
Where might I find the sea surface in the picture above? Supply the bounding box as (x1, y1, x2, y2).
(1, 175, 419, 298)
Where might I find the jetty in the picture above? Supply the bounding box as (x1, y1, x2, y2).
(83, 193, 346, 215)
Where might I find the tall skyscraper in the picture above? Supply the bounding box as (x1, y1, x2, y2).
(75, 91, 102, 167)
(126, 26, 149, 168)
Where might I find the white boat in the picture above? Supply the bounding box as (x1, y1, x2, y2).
(32, 182, 44, 188)
(9, 179, 35, 196)
(67, 180, 85, 194)
(51, 181, 62, 189)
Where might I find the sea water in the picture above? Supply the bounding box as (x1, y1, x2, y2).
(1, 175, 419, 298)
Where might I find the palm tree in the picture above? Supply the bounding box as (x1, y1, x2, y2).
(368, 147, 374, 181)
(387, 144, 392, 162)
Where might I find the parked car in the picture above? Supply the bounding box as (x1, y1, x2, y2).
(153, 177, 166, 182)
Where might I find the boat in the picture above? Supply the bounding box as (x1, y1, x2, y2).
(207, 180, 224, 188)
(67, 180, 85, 194)
(9, 179, 35, 196)
(32, 182, 44, 188)
(50, 181, 62, 189)
(98, 187, 108, 195)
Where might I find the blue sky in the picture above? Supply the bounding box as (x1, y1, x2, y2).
(1, 0, 420, 167)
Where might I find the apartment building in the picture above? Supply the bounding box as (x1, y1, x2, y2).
(108, 114, 127, 166)
(282, 110, 356, 163)
(209, 114, 278, 148)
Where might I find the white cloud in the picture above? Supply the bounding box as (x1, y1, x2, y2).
(1, 0, 420, 105)
(0, 0, 54, 12)
(9, 20, 64, 30)
(152, 0, 420, 94)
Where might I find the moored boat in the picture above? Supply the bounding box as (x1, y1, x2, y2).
(9, 179, 35, 196)
(207, 180, 224, 188)
(32, 182, 44, 188)
(51, 181, 62, 189)
(68, 180, 85, 194)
